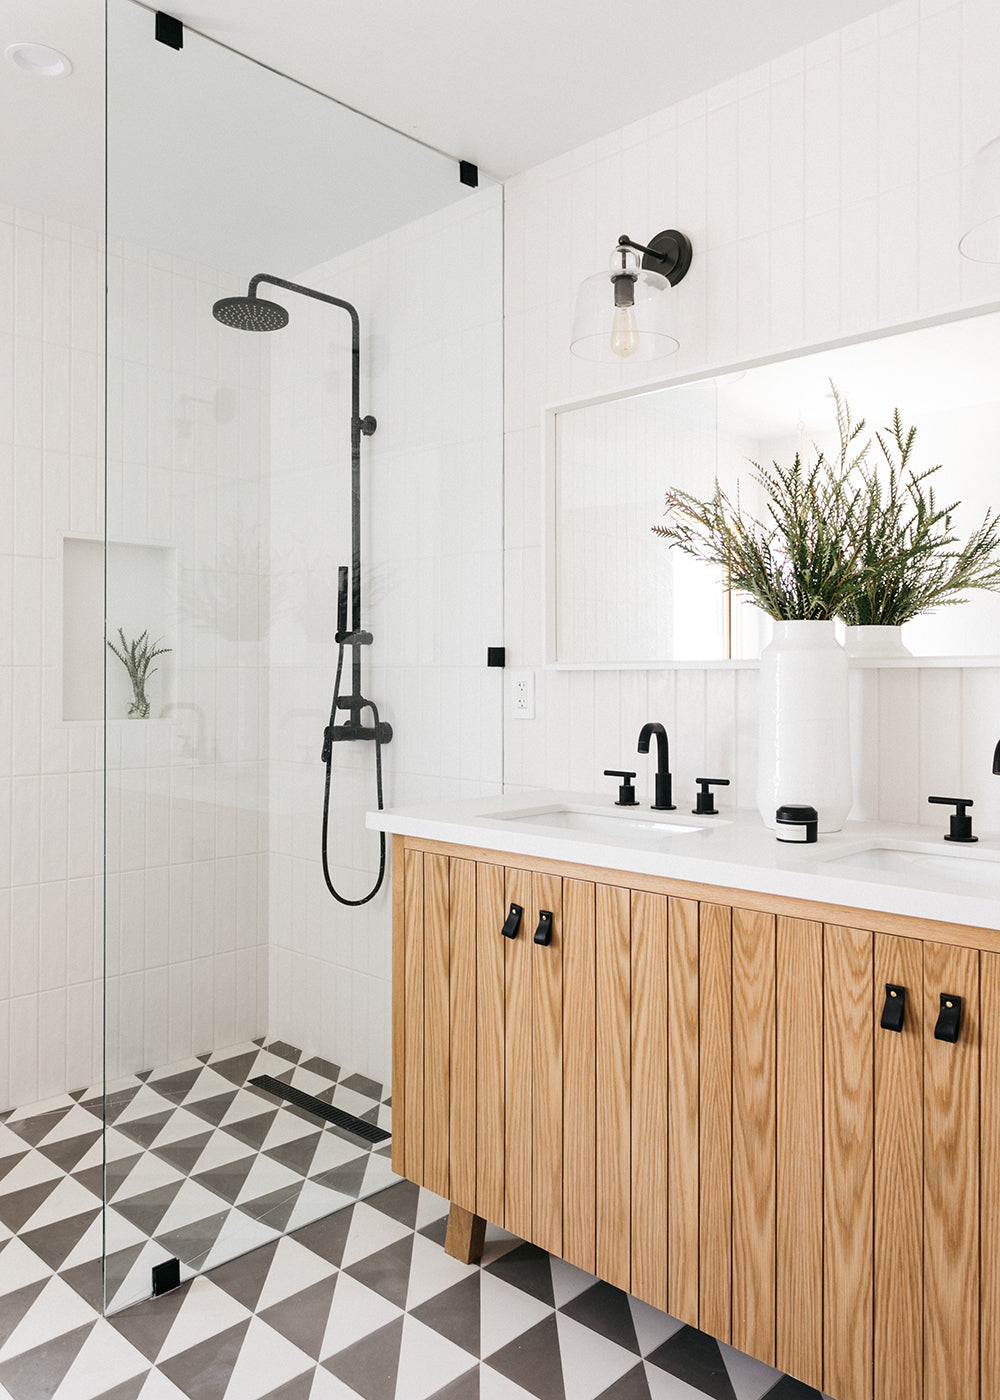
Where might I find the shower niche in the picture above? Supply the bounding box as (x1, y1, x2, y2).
(63, 535, 176, 722)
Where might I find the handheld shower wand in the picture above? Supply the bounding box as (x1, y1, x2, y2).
(214, 275, 393, 907)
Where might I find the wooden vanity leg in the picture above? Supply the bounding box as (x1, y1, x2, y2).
(444, 1204, 487, 1263)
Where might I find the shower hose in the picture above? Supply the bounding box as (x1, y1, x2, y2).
(320, 638, 387, 907)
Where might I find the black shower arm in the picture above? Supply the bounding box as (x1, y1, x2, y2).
(245, 273, 368, 654)
(246, 273, 361, 416)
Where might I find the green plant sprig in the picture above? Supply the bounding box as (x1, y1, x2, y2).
(839, 407, 1000, 625)
(653, 385, 1000, 626)
(106, 628, 171, 718)
(653, 390, 873, 620)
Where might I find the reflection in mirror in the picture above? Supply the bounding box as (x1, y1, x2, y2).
(549, 307, 1000, 664)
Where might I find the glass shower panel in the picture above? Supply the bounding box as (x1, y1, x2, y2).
(105, 0, 503, 1312)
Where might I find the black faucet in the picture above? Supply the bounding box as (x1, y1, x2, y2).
(637, 722, 675, 811)
(993, 740, 1000, 775)
(928, 795, 977, 843)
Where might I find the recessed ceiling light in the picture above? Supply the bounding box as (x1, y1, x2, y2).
(4, 42, 73, 77)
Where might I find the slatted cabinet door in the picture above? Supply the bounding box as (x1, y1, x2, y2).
(982, 952, 1000, 1400)
(731, 907, 776, 1365)
(775, 917, 823, 1390)
(531, 871, 564, 1257)
(596, 882, 632, 1292)
(823, 925, 875, 1400)
(923, 940, 979, 1400)
(873, 934, 923, 1400)
(698, 902, 733, 1345)
(476, 862, 506, 1227)
(503, 866, 534, 1242)
(562, 879, 597, 1275)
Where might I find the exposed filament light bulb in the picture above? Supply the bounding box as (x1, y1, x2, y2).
(610, 304, 640, 357)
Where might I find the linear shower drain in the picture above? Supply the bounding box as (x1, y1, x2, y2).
(249, 1074, 391, 1143)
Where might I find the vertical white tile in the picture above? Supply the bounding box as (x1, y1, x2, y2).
(769, 76, 805, 229)
(36, 988, 66, 1099)
(840, 41, 880, 206)
(917, 668, 962, 827)
(876, 669, 920, 823)
(879, 24, 920, 192)
(9, 995, 39, 1107)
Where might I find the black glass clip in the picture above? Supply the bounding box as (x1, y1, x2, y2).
(880, 984, 906, 1033)
(533, 910, 553, 946)
(934, 993, 962, 1043)
(501, 903, 522, 939)
(152, 1257, 181, 1295)
(155, 12, 183, 48)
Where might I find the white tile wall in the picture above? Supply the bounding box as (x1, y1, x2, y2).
(266, 186, 505, 1086)
(501, 0, 1000, 838)
(103, 236, 271, 1085)
(0, 210, 105, 1111)
(0, 205, 271, 1111)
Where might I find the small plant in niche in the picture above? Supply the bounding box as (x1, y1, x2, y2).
(651, 386, 1000, 625)
(107, 628, 171, 718)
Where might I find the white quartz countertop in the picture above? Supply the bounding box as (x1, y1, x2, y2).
(368, 790, 1000, 933)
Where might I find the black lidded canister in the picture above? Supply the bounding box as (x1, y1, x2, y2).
(776, 804, 818, 843)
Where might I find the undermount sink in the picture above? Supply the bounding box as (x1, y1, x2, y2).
(824, 843, 1000, 889)
(491, 803, 719, 838)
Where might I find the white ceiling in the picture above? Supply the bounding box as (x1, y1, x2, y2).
(172, 0, 890, 182)
(2, 0, 891, 257)
(0, 0, 104, 229)
(106, 0, 476, 273)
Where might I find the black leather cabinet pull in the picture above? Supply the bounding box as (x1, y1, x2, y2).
(934, 993, 962, 1043)
(501, 903, 522, 939)
(533, 910, 553, 946)
(880, 984, 906, 1033)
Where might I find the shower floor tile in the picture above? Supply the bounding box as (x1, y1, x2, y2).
(0, 1038, 396, 1315)
(0, 1059, 834, 1400)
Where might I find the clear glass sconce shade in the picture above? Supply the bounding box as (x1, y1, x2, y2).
(959, 136, 1000, 262)
(570, 264, 677, 362)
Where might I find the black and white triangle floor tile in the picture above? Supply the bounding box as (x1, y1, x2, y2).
(1, 1046, 838, 1400)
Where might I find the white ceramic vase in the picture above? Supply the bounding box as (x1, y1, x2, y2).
(756, 619, 852, 832)
(844, 624, 912, 660)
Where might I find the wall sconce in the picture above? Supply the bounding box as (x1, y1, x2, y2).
(959, 137, 1000, 263)
(570, 230, 693, 362)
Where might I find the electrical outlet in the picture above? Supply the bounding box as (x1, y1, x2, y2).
(510, 670, 535, 719)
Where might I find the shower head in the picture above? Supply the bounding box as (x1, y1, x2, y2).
(212, 294, 289, 332)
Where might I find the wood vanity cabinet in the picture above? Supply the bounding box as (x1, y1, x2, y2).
(390, 836, 1000, 1400)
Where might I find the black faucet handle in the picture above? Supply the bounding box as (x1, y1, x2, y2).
(604, 770, 638, 807)
(693, 777, 730, 815)
(928, 795, 977, 843)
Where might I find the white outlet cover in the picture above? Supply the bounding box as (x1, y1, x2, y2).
(510, 669, 535, 720)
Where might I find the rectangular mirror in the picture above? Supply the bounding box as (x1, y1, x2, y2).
(548, 305, 1000, 665)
